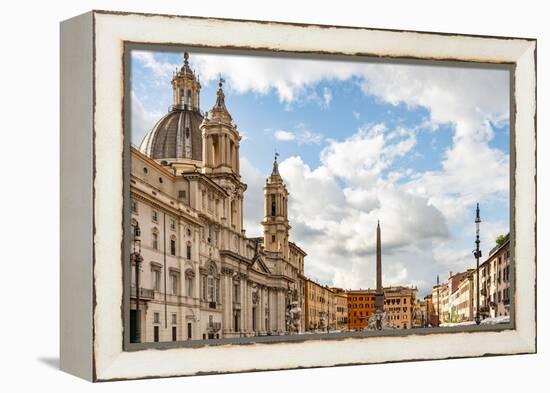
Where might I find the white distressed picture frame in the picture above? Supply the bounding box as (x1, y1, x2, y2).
(60, 10, 536, 382)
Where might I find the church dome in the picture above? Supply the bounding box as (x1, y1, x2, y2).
(139, 109, 203, 161)
(138, 52, 204, 163)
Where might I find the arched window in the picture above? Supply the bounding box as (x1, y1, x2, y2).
(185, 269, 195, 297)
(170, 235, 176, 256)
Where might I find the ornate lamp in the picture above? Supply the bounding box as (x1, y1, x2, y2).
(132, 222, 143, 342)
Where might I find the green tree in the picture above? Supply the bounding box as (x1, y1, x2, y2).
(495, 234, 507, 246)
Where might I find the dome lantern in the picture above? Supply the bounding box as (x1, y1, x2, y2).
(139, 52, 204, 169)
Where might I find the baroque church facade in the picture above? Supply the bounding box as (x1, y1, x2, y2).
(129, 53, 306, 342)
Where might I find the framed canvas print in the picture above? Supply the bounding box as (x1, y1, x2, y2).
(60, 10, 537, 382)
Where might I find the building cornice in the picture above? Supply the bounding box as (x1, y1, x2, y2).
(131, 187, 203, 227)
(180, 171, 229, 197)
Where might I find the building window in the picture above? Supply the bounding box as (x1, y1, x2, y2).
(172, 313, 177, 325)
(152, 231, 159, 250)
(170, 272, 179, 295)
(234, 281, 240, 301)
(202, 275, 207, 300)
(131, 266, 136, 286)
(271, 195, 276, 216)
(151, 210, 158, 222)
(186, 242, 192, 260)
(153, 312, 160, 324)
(131, 199, 138, 214)
(234, 311, 240, 332)
(187, 228, 192, 237)
(172, 326, 177, 341)
(208, 194, 213, 211)
(154, 326, 159, 342)
(152, 267, 161, 291)
(185, 270, 194, 297)
(170, 219, 176, 231)
(178, 190, 187, 200)
(207, 224, 212, 243)
(170, 237, 176, 256)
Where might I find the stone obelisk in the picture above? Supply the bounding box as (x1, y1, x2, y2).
(375, 220, 384, 313)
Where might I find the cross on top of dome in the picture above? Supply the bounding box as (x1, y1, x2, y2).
(214, 76, 228, 110)
(271, 151, 281, 177)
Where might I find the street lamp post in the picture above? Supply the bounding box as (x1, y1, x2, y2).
(474, 203, 482, 325)
(132, 222, 143, 343)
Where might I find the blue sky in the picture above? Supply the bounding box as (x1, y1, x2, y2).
(130, 49, 510, 296)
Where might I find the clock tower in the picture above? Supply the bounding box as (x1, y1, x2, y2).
(262, 154, 290, 257)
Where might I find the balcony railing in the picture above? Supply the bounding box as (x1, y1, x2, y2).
(233, 301, 241, 310)
(208, 322, 221, 332)
(130, 286, 154, 300)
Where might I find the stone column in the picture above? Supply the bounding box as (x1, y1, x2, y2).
(259, 286, 265, 333)
(248, 284, 253, 333)
(241, 278, 248, 334)
(226, 138, 231, 169)
(202, 133, 208, 167)
(265, 288, 270, 332)
(222, 272, 231, 334)
(240, 197, 244, 234)
(276, 289, 283, 333)
(236, 145, 240, 174)
(221, 134, 229, 165)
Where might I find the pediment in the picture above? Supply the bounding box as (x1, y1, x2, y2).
(251, 254, 270, 274)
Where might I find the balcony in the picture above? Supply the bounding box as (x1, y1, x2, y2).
(130, 286, 154, 300)
(208, 322, 221, 332)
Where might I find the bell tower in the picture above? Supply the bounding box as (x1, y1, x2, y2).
(200, 78, 246, 234)
(262, 154, 290, 256)
(200, 79, 241, 177)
